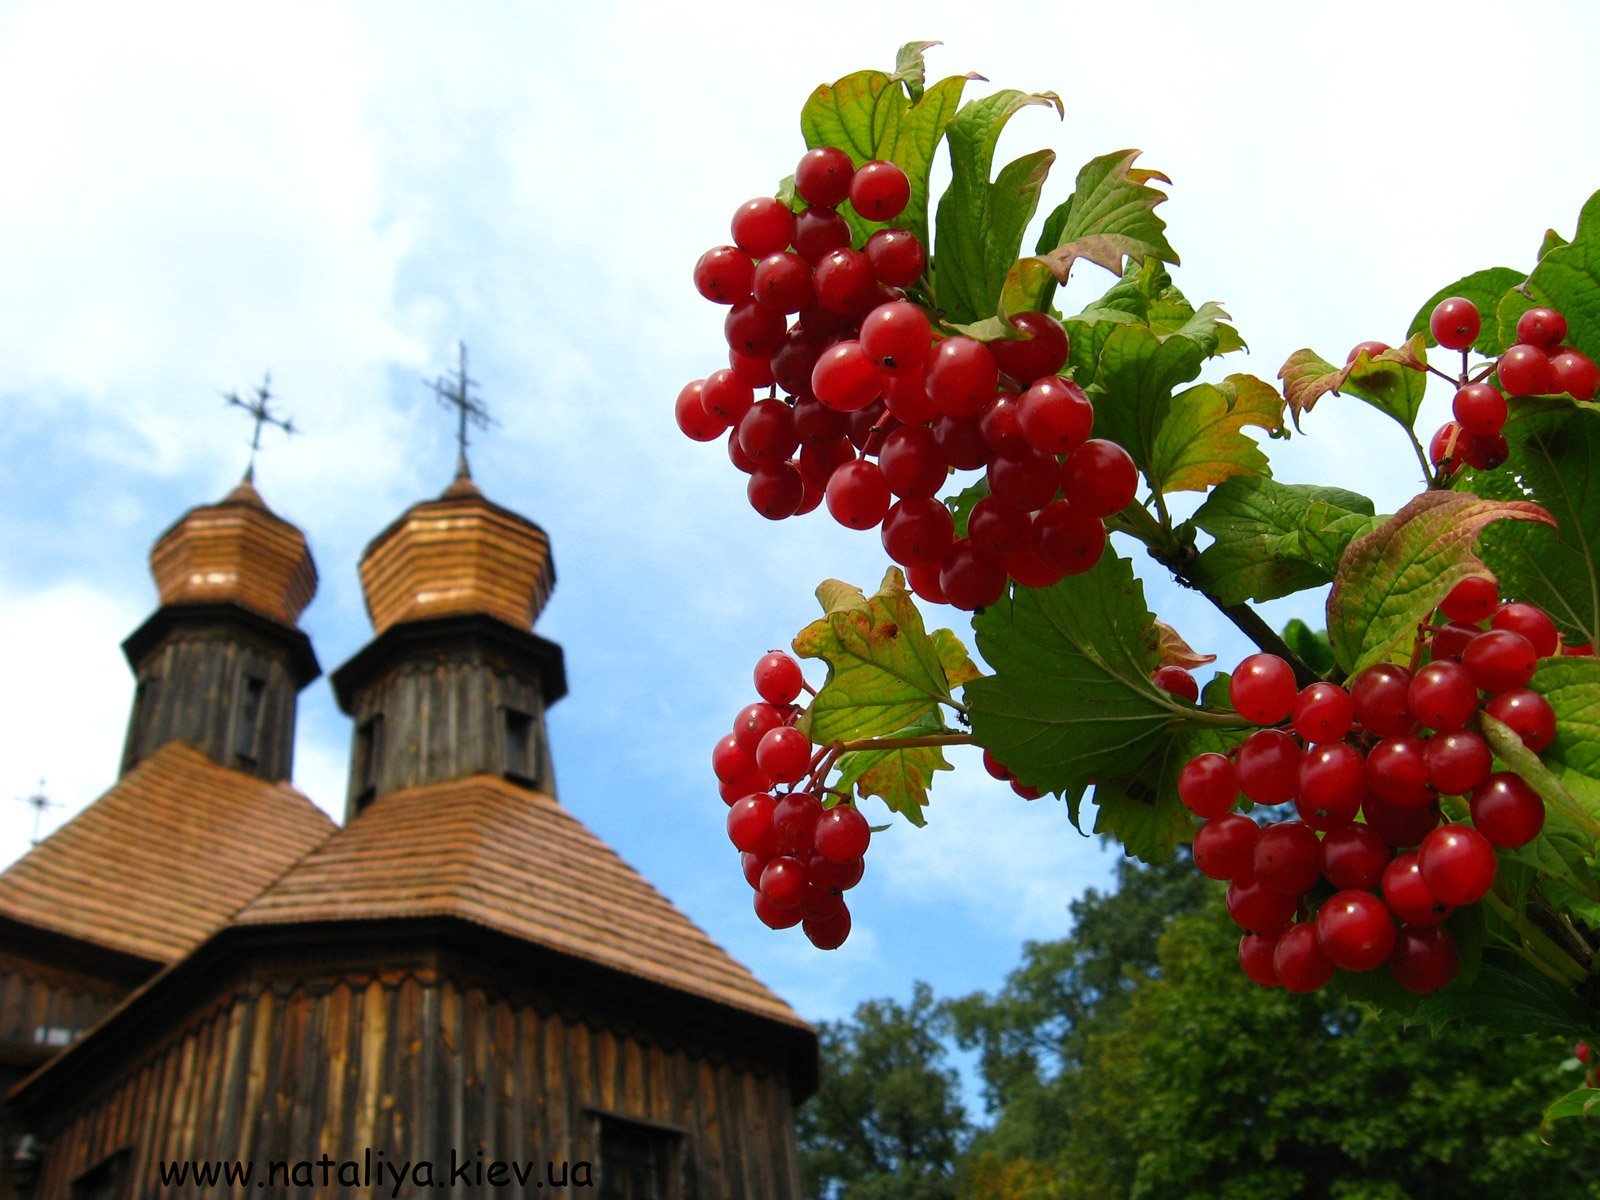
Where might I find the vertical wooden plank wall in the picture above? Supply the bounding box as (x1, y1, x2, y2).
(21, 972, 800, 1199)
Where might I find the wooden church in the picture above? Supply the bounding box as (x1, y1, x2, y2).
(0, 389, 817, 1198)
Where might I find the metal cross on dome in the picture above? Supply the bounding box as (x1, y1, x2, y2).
(427, 342, 494, 476)
(16, 782, 58, 846)
(224, 372, 298, 476)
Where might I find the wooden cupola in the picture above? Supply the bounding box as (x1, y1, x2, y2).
(118, 473, 320, 782)
(331, 464, 568, 818)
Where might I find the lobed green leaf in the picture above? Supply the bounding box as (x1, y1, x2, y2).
(1036, 149, 1178, 283)
(1147, 372, 1284, 494)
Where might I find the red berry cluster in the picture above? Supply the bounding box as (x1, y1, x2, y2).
(678, 145, 1137, 611)
(1412, 298, 1596, 475)
(1183, 578, 1582, 996)
(715, 650, 868, 950)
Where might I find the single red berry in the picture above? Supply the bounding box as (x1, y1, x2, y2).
(1366, 735, 1432, 808)
(753, 251, 814, 314)
(925, 338, 1000, 417)
(725, 301, 787, 358)
(731, 197, 797, 257)
(1419, 823, 1498, 906)
(1483, 688, 1557, 752)
(803, 901, 852, 949)
(1239, 931, 1282, 987)
(754, 651, 804, 706)
(791, 206, 852, 264)
(864, 228, 926, 288)
(1321, 823, 1390, 891)
(968, 495, 1031, 559)
(1430, 621, 1481, 661)
(1316, 890, 1397, 972)
(1253, 821, 1323, 895)
(1235, 729, 1302, 805)
(1440, 576, 1500, 623)
(760, 856, 810, 909)
(754, 891, 803, 929)
(701, 367, 756, 426)
(1382, 851, 1453, 926)
(860, 301, 933, 374)
(1031, 501, 1106, 576)
(794, 146, 855, 208)
(727, 793, 778, 857)
(981, 749, 1012, 781)
(1498, 343, 1554, 395)
(848, 160, 911, 221)
(878, 424, 947, 498)
(1229, 653, 1298, 725)
(810, 852, 865, 892)
(1423, 730, 1492, 796)
(1178, 752, 1237, 817)
(881, 496, 955, 568)
(773, 792, 823, 854)
(1469, 772, 1545, 848)
(1389, 923, 1459, 994)
(1193, 813, 1259, 881)
(733, 702, 786, 755)
(1452, 382, 1507, 437)
(939, 539, 1008, 610)
(1429, 422, 1467, 474)
(1350, 663, 1415, 737)
(1153, 665, 1199, 703)
(988, 311, 1070, 385)
(675, 380, 726, 442)
(814, 805, 870, 863)
(1406, 660, 1478, 730)
(1226, 876, 1299, 934)
(811, 342, 882, 413)
(1295, 742, 1365, 830)
(813, 248, 879, 318)
(757, 725, 812, 783)
(825, 459, 891, 530)
(931, 413, 989, 470)
(1551, 349, 1600, 401)
(738, 397, 800, 464)
(1347, 340, 1389, 364)
(987, 447, 1062, 512)
(1463, 432, 1508, 471)
(1578, 1041, 1593, 1066)
(1362, 793, 1441, 849)
(712, 733, 761, 786)
(746, 464, 804, 519)
(694, 245, 755, 305)
(1515, 306, 1567, 352)
(1274, 923, 1336, 993)
(1293, 682, 1355, 743)
(1061, 439, 1139, 518)
(1017, 376, 1093, 455)
(1429, 297, 1480, 351)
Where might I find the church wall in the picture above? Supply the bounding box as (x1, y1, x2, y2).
(25, 970, 803, 1199)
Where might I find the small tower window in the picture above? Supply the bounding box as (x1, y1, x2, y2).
(503, 707, 536, 785)
(235, 674, 267, 766)
(353, 714, 384, 810)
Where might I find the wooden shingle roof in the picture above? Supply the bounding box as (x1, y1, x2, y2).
(0, 743, 336, 963)
(234, 775, 809, 1031)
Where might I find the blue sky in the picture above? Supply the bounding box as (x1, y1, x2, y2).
(4, 0, 1600, 1082)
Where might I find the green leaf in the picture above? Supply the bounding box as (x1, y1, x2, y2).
(1524, 188, 1600, 362)
(1154, 621, 1216, 671)
(1406, 267, 1526, 357)
(1541, 1085, 1600, 1141)
(965, 551, 1246, 807)
(945, 257, 1056, 341)
(1147, 372, 1285, 493)
(799, 61, 978, 249)
(1280, 620, 1335, 677)
(1326, 491, 1556, 674)
(833, 712, 952, 826)
(1540, 226, 1571, 261)
(1090, 723, 1247, 863)
(1466, 404, 1600, 647)
(1278, 336, 1429, 430)
(1084, 322, 1209, 482)
(1036, 149, 1179, 282)
(1063, 260, 1241, 390)
(1190, 476, 1380, 606)
(793, 568, 978, 746)
(1407, 947, 1595, 1040)
(932, 90, 1062, 325)
(889, 40, 940, 102)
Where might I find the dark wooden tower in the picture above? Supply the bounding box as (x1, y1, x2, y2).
(2, 466, 816, 1200)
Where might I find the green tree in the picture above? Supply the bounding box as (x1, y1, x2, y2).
(798, 982, 970, 1200)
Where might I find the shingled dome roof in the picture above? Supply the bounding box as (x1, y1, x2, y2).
(359, 470, 554, 634)
(148, 474, 317, 626)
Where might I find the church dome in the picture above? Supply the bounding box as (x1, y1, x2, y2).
(358, 468, 554, 634)
(148, 474, 317, 626)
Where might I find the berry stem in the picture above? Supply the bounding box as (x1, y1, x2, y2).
(1483, 890, 1590, 985)
(835, 732, 976, 752)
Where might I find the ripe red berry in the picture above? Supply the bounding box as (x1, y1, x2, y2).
(1239, 932, 1282, 987)
(725, 301, 787, 358)
(747, 464, 804, 520)
(1235, 729, 1302, 805)
(1462, 627, 1538, 691)
(812, 342, 882, 413)
(757, 725, 811, 783)
(1366, 735, 1432, 808)
(1452, 382, 1507, 437)
(1274, 923, 1335, 993)
(1389, 923, 1459, 994)
(1470, 772, 1545, 848)
(754, 651, 804, 706)
(791, 207, 852, 264)
(1253, 822, 1322, 895)
(1295, 742, 1365, 829)
(1226, 876, 1299, 934)
(864, 228, 927, 288)
(825, 460, 891, 530)
(881, 496, 955, 567)
(813, 248, 879, 317)
(815, 805, 871, 862)
(848, 160, 911, 221)
(987, 447, 1062, 512)
(1178, 752, 1237, 817)
(1483, 688, 1557, 752)
(1321, 823, 1390, 891)
(1031, 501, 1106, 576)
(1463, 431, 1509, 471)
(1440, 576, 1500, 623)
(1362, 793, 1441, 849)
(1316, 890, 1397, 972)
(739, 398, 800, 464)
(925, 338, 1000, 417)
(939, 539, 1008, 610)
(1419, 824, 1498, 906)
(1193, 812, 1259, 881)
(1061, 439, 1138, 517)
(1153, 665, 1199, 703)
(1230, 653, 1298, 725)
(1430, 621, 1481, 661)
(1551, 349, 1600, 401)
(733, 702, 786, 755)
(754, 891, 803, 929)
(1430, 422, 1467, 475)
(794, 146, 855, 208)
(1017, 376, 1093, 455)
(1515, 306, 1567, 352)
(860, 301, 932, 373)
(1293, 682, 1355, 743)
(773, 793, 823, 854)
(968, 495, 1031, 559)
(1347, 340, 1389, 364)
(727, 794, 778, 857)
(753, 251, 813, 313)
(675, 380, 726, 442)
(988, 311, 1070, 385)
(1498, 343, 1554, 395)
(1429, 296, 1481, 351)
(803, 902, 852, 949)
(1423, 730, 1492, 796)
(1406, 660, 1478, 730)
(1349, 663, 1415, 737)
(760, 856, 809, 909)
(694, 245, 755, 304)
(731, 197, 796, 257)
(1491, 602, 1559, 658)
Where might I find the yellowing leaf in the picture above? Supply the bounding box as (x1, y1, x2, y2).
(1148, 372, 1285, 493)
